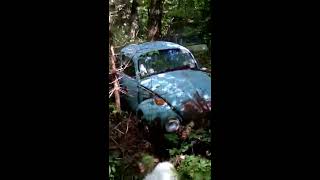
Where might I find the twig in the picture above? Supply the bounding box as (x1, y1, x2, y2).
(125, 119, 130, 134)
(118, 60, 132, 72)
(113, 122, 122, 129)
(109, 146, 118, 150)
(109, 88, 115, 98)
(110, 137, 125, 153)
(115, 128, 124, 135)
(109, 86, 124, 98)
(109, 75, 124, 84)
(110, 136, 119, 146)
(109, 60, 132, 74)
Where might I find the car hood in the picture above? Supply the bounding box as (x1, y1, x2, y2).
(140, 69, 211, 122)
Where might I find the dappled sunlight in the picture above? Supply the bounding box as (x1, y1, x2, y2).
(110, 0, 212, 177)
(141, 70, 211, 107)
(137, 48, 196, 79)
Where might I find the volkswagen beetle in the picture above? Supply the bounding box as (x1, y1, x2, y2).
(119, 41, 211, 135)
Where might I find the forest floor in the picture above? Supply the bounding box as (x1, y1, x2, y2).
(109, 111, 154, 179)
(109, 107, 212, 179)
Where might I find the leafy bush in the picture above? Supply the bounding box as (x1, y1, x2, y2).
(164, 129, 211, 157)
(164, 129, 212, 179)
(192, 51, 211, 69)
(189, 129, 211, 144)
(140, 154, 156, 173)
(169, 141, 193, 157)
(177, 155, 211, 180)
(109, 154, 121, 180)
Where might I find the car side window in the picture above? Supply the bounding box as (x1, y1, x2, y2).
(123, 61, 136, 78)
(121, 55, 136, 78)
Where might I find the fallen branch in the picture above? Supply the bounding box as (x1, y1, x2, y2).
(110, 136, 120, 146)
(125, 119, 130, 134)
(115, 128, 125, 135)
(113, 122, 122, 129)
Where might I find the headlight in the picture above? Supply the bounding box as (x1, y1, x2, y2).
(165, 118, 180, 132)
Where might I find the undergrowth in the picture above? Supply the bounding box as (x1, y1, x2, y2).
(109, 101, 212, 179)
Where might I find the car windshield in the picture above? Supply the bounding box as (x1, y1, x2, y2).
(138, 49, 197, 78)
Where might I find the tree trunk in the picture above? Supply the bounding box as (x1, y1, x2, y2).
(109, 44, 121, 112)
(109, 11, 121, 112)
(130, 0, 139, 40)
(147, 0, 163, 41)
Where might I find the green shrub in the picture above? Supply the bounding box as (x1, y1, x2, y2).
(109, 154, 121, 180)
(177, 155, 211, 180)
(192, 51, 211, 69)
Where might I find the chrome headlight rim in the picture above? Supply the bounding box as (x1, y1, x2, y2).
(165, 118, 180, 133)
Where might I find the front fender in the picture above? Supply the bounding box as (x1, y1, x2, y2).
(136, 98, 180, 128)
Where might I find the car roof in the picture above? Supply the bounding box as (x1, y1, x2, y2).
(120, 41, 191, 63)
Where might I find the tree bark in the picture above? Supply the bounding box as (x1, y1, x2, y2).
(147, 0, 163, 41)
(130, 0, 139, 40)
(109, 11, 121, 112)
(109, 44, 121, 112)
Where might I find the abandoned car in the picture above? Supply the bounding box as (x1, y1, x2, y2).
(119, 41, 211, 134)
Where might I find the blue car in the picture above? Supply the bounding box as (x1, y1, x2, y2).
(119, 41, 211, 134)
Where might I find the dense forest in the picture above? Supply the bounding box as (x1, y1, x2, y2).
(109, 0, 213, 179)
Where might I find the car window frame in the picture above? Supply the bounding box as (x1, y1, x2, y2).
(137, 49, 199, 79)
(121, 55, 136, 79)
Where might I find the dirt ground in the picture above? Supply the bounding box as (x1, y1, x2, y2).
(109, 112, 154, 178)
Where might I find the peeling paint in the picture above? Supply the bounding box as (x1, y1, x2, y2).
(120, 41, 211, 131)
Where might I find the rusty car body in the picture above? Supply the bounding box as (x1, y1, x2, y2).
(119, 41, 211, 134)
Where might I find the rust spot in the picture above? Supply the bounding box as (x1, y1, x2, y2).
(181, 92, 211, 128)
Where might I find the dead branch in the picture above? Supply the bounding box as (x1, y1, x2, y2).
(125, 119, 130, 134)
(110, 44, 121, 111)
(114, 121, 122, 129)
(109, 75, 124, 84)
(115, 128, 125, 135)
(110, 136, 120, 146)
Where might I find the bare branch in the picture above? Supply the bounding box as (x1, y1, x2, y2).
(115, 128, 125, 135)
(125, 119, 130, 134)
(109, 88, 116, 98)
(109, 75, 124, 84)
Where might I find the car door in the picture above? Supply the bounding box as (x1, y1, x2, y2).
(119, 58, 139, 111)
